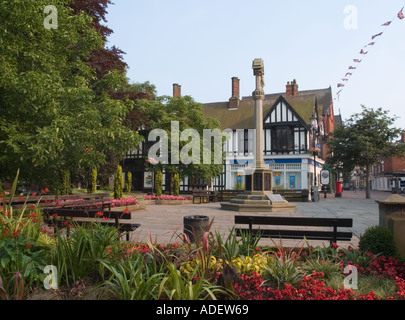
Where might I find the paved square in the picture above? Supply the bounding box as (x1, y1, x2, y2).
(127, 190, 397, 249)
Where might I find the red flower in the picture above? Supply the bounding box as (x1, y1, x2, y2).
(96, 211, 104, 217)
(123, 208, 130, 214)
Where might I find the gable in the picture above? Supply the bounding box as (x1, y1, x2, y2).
(264, 96, 311, 127)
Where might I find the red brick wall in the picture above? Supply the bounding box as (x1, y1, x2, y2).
(384, 156, 405, 173)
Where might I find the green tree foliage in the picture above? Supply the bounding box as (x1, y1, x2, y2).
(137, 96, 226, 182)
(327, 106, 405, 198)
(0, 0, 140, 187)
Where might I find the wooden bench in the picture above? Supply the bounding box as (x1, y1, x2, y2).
(216, 190, 241, 202)
(43, 207, 140, 241)
(235, 215, 353, 245)
(192, 191, 217, 204)
(273, 189, 309, 202)
(9, 192, 112, 210)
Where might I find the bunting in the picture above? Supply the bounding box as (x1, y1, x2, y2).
(335, 4, 405, 99)
(371, 32, 383, 40)
(399, 7, 404, 19)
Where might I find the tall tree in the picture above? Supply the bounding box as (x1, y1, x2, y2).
(69, 0, 159, 185)
(0, 0, 140, 188)
(137, 95, 225, 182)
(69, 0, 127, 78)
(327, 106, 405, 198)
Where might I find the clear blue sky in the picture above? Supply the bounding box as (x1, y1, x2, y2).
(106, 0, 405, 129)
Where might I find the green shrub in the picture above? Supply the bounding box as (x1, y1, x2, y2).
(125, 172, 132, 194)
(172, 173, 180, 196)
(359, 226, 398, 258)
(88, 168, 97, 194)
(61, 169, 71, 195)
(155, 171, 162, 197)
(114, 165, 123, 200)
(262, 256, 302, 289)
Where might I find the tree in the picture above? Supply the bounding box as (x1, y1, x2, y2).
(137, 95, 226, 183)
(0, 1, 141, 188)
(327, 106, 405, 198)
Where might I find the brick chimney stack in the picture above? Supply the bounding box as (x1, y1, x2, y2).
(231, 77, 240, 99)
(286, 79, 299, 97)
(173, 83, 181, 98)
(229, 77, 240, 109)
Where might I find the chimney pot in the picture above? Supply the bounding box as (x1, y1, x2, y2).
(286, 79, 299, 96)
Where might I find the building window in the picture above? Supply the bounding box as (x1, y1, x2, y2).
(271, 126, 294, 153)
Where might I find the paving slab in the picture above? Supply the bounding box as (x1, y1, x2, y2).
(126, 190, 401, 249)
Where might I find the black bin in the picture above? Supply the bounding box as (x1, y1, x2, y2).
(183, 215, 210, 243)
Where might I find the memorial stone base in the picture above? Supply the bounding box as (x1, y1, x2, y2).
(220, 168, 296, 212)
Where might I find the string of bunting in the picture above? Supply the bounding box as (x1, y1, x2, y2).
(335, 5, 404, 100)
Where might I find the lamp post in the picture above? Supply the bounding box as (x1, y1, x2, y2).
(310, 114, 318, 187)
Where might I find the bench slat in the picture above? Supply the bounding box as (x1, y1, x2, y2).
(43, 208, 131, 220)
(235, 216, 353, 228)
(236, 228, 352, 241)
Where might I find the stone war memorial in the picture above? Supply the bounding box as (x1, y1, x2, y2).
(221, 59, 295, 212)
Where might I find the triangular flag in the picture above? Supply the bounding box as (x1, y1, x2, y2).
(342, 78, 349, 81)
(360, 49, 368, 55)
(349, 66, 357, 70)
(382, 21, 392, 26)
(398, 7, 404, 19)
(368, 42, 375, 46)
(337, 83, 345, 88)
(353, 59, 362, 63)
(372, 32, 383, 40)
(345, 72, 352, 77)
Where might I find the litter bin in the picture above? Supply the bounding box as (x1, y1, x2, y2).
(335, 181, 343, 198)
(184, 215, 210, 243)
(311, 187, 319, 202)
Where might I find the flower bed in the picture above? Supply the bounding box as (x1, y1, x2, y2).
(139, 194, 193, 205)
(141, 195, 192, 201)
(1, 190, 405, 300)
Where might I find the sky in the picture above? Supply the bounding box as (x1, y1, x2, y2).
(105, 1, 405, 129)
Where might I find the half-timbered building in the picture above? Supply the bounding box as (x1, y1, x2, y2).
(121, 79, 336, 193)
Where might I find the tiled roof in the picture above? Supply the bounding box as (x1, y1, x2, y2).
(203, 88, 332, 130)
